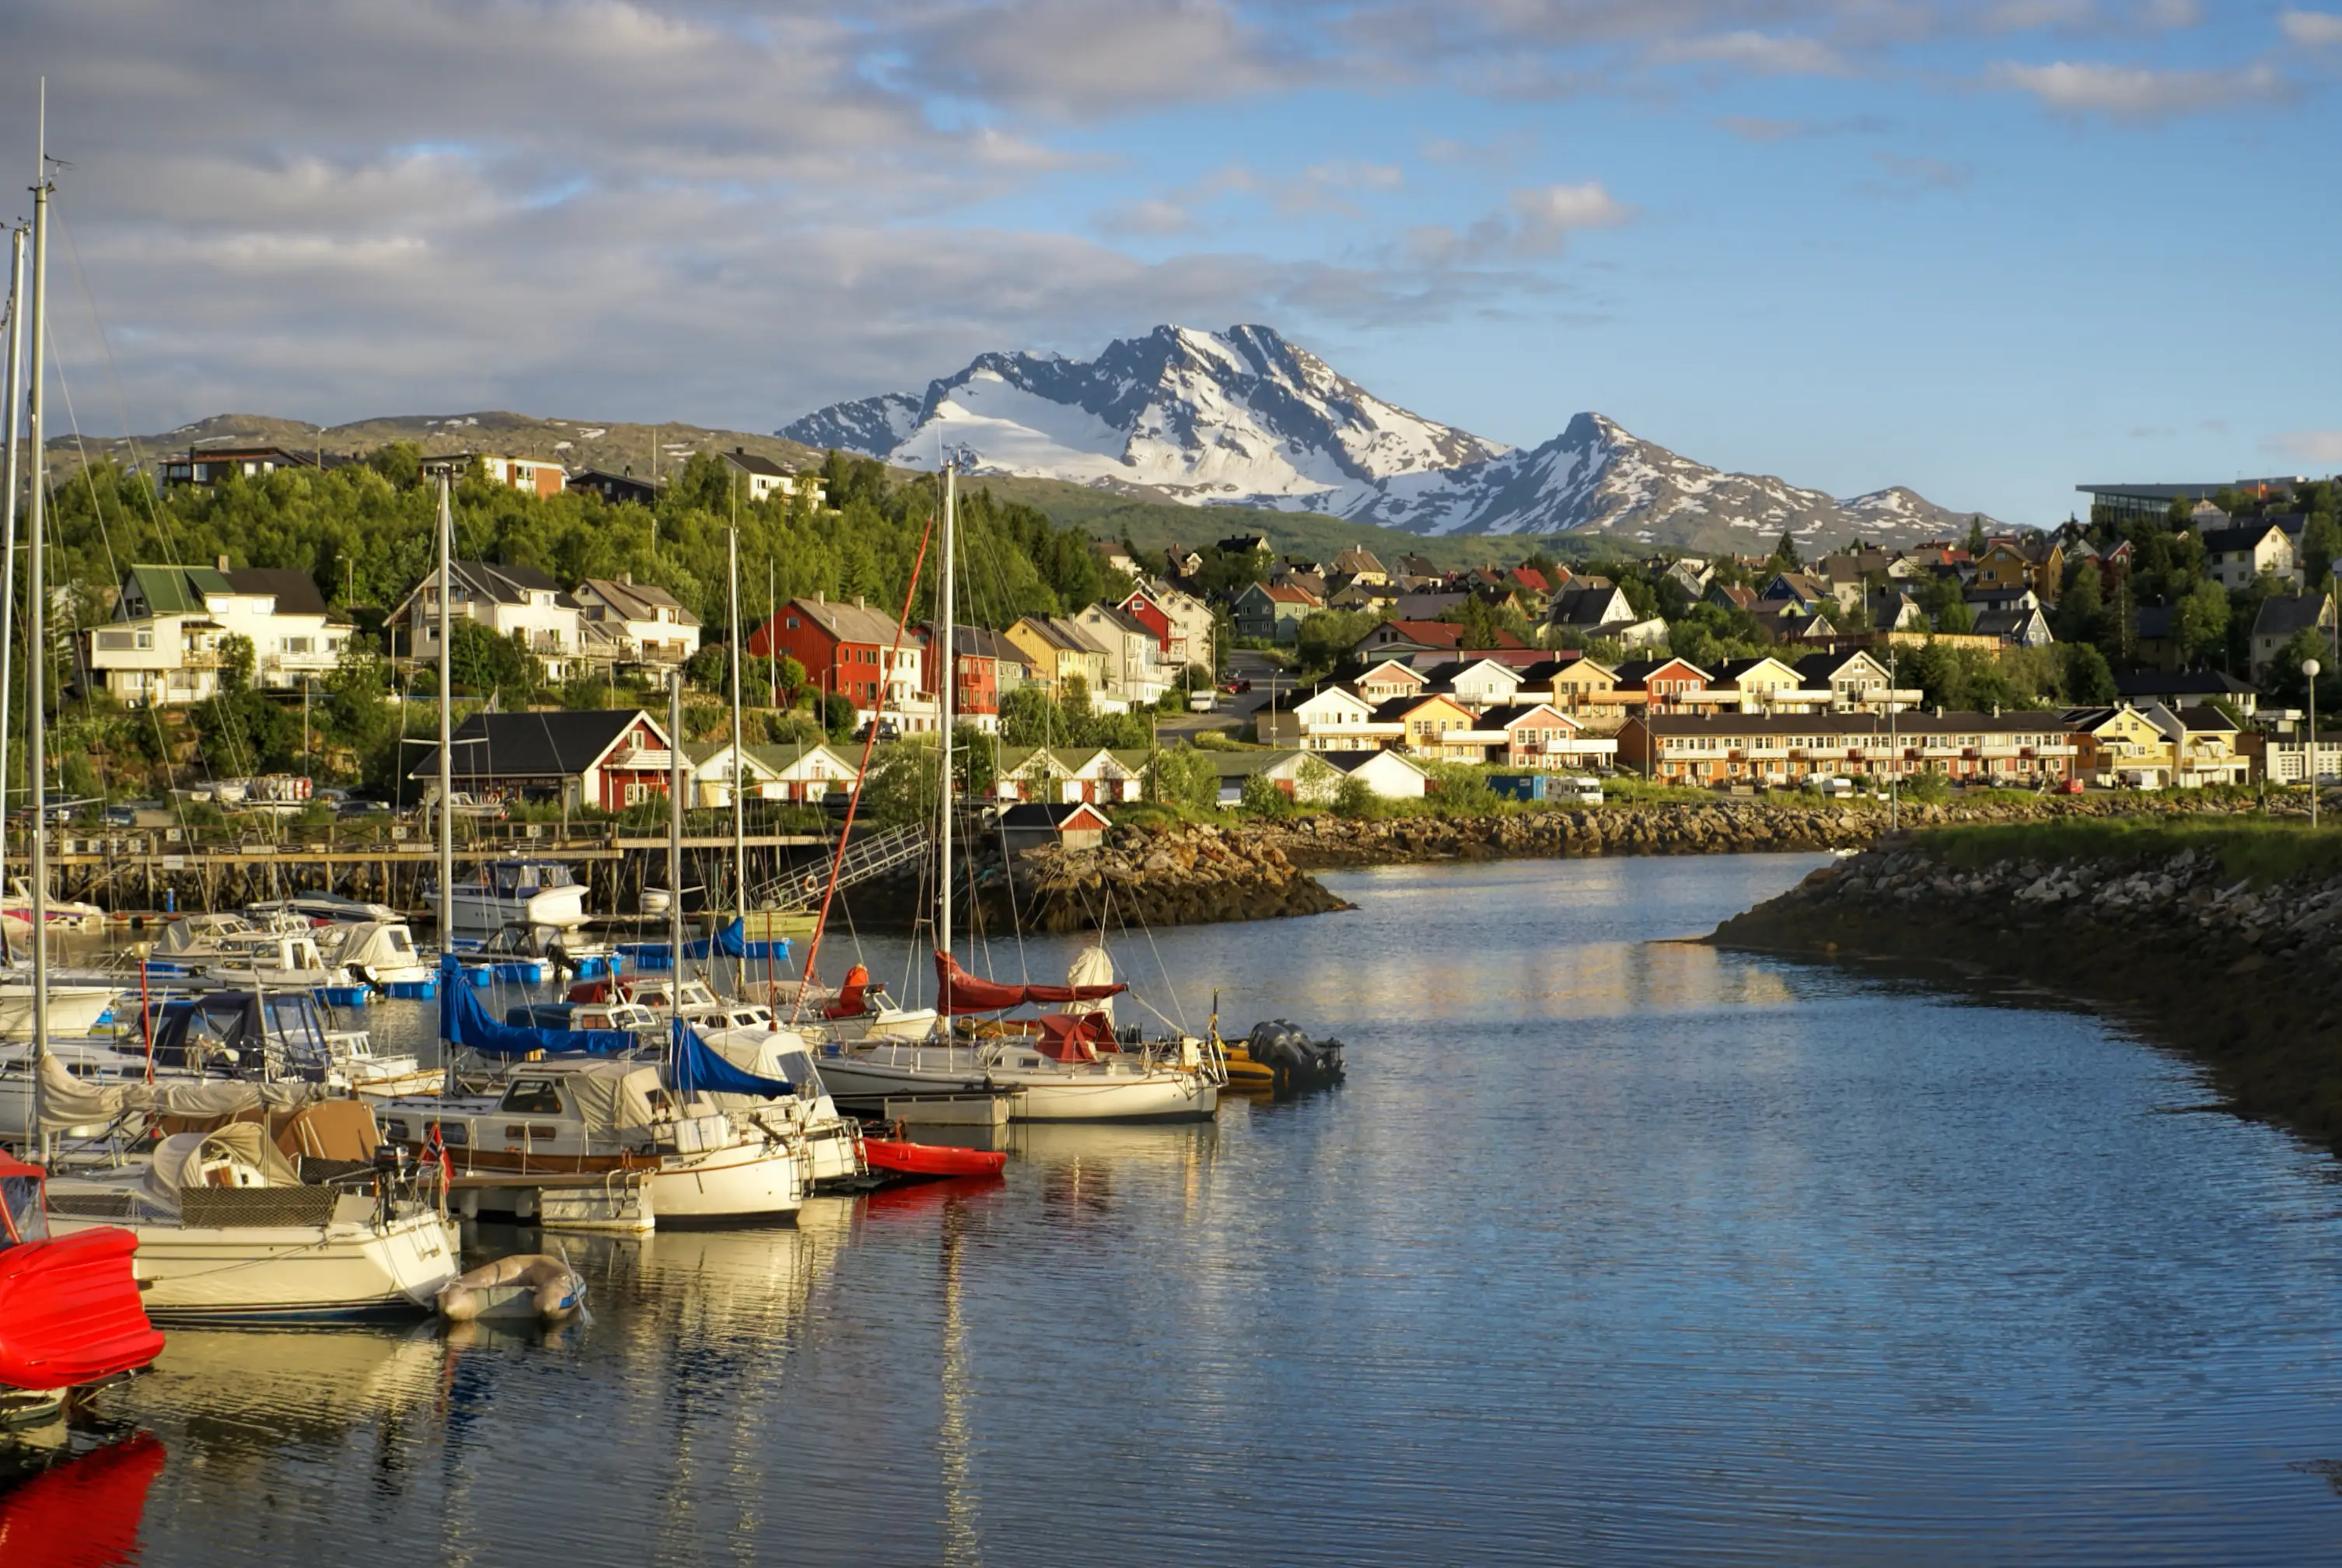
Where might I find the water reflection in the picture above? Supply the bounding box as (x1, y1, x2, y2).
(0, 1427, 166, 1568)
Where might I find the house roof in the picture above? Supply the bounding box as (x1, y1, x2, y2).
(1080, 603, 1158, 638)
(1204, 748, 1303, 779)
(408, 709, 660, 781)
(1550, 585, 1627, 623)
(1368, 693, 1473, 722)
(1251, 582, 1321, 607)
(998, 801, 1113, 831)
(722, 447, 797, 480)
(939, 625, 1027, 665)
(1330, 547, 1385, 576)
(1612, 658, 1708, 686)
(221, 567, 329, 616)
(1711, 657, 1800, 684)
(744, 742, 853, 774)
(1633, 709, 2061, 737)
(1510, 566, 1552, 593)
(2252, 595, 2332, 639)
(2170, 704, 2242, 733)
(1015, 614, 1110, 655)
(1476, 703, 1571, 730)
(789, 595, 914, 648)
(125, 563, 232, 614)
(2112, 670, 2260, 700)
(1792, 651, 1885, 683)
(1708, 584, 1759, 611)
(578, 577, 703, 627)
(1316, 748, 1427, 776)
(1972, 608, 2048, 638)
(1368, 620, 1467, 648)
(2134, 605, 2178, 640)
(1416, 658, 1522, 688)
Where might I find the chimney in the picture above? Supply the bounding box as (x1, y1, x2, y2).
(215, 554, 230, 571)
(856, 594, 867, 609)
(622, 569, 632, 586)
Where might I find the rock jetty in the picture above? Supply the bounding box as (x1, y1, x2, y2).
(990, 822, 1352, 932)
(1712, 834, 2342, 1159)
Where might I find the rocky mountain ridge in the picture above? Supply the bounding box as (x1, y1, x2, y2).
(781, 323, 2008, 554)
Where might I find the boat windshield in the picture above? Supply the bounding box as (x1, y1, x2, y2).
(493, 862, 576, 892)
(1, 1173, 48, 1245)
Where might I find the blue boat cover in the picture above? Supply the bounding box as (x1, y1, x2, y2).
(666, 1021, 794, 1098)
(441, 970, 633, 1057)
(683, 918, 793, 962)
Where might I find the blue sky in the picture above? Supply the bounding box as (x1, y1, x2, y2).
(1, 0, 2336, 526)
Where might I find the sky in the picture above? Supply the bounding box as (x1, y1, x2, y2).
(0, 0, 2337, 527)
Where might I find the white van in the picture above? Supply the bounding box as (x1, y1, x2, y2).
(1555, 776, 1604, 805)
(1805, 776, 1855, 798)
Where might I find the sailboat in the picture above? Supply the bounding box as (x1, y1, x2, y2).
(802, 464, 1223, 1123)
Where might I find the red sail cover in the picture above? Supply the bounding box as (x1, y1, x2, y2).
(933, 952, 1127, 1016)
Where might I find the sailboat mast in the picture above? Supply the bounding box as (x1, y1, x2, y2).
(435, 475, 454, 954)
(668, 669, 685, 987)
(729, 484, 744, 994)
(937, 463, 956, 973)
(0, 225, 24, 871)
(26, 127, 51, 1157)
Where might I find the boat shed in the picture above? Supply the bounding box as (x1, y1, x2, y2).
(408, 708, 690, 811)
(996, 801, 1113, 854)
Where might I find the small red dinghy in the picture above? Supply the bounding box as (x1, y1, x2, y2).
(862, 1139, 1007, 1181)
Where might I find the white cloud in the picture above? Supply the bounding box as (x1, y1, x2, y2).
(1653, 30, 1849, 75)
(895, 0, 1301, 119)
(1989, 58, 2289, 117)
(2282, 9, 2342, 45)
(1509, 182, 1636, 249)
(1094, 198, 1204, 237)
(2268, 431, 2342, 463)
(1864, 152, 1973, 194)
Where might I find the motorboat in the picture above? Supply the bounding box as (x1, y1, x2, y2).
(692, 1022, 865, 1191)
(565, 973, 733, 1023)
(0, 1039, 204, 1144)
(143, 990, 437, 1098)
(0, 1151, 164, 1425)
(246, 892, 402, 927)
(196, 930, 363, 993)
(473, 919, 619, 978)
(143, 910, 308, 971)
(0, 878, 103, 938)
(44, 1107, 462, 1321)
(377, 1056, 808, 1228)
(316, 920, 433, 992)
(437, 859, 590, 935)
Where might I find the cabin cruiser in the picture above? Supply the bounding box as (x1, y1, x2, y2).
(564, 973, 734, 1024)
(316, 921, 432, 991)
(378, 1056, 807, 1227)
(144, 990, 437, 1098)
(433, 859, 589, 935)
(197, 931, 362, 992)
(44, 1104, 461, 1320)
(245, 892, 402, 927)
(471, 920, 618, 977)
(144, 911, 308, 971)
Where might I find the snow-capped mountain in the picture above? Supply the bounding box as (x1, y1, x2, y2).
(781, 325, 2000, 553)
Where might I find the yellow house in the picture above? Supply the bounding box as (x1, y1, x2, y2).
(2068, 703, 2174, 785)
(1005, 616, 1110, 694)
(2148, 703, 2247, 785)
(1709, 655, 1819, 712)
(1974, 537, 2066, 602)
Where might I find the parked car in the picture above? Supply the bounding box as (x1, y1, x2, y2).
(1219, 679, 1252, 694)
(2053, 777, 2085, 795)
(337, 796, 390, 817)
(853, 719, 900, 743)
(1187, 691, 1217, 712)
(1804, 776, 1855, 798)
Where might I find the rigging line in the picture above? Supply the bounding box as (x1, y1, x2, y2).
(51, 214, 233, 837)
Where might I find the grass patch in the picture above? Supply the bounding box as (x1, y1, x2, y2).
(1918, 815, 2342, 886)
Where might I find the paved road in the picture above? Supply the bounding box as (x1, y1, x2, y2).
(1222, 649, 1302, 720)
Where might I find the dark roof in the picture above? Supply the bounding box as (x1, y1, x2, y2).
(1316, 749, 1424, 774)
(722, 447, 797, 479)
(408, 709, 655, 781)
(1792, 651, 1881, 682)
(2199, 522, 2285, 554)
(2134, 605, 2178, 640)
(2112, 670, 2260, 699)
(1369, 693, 1470, 721)
(1711, 656, 1795, 683)
(1972, 608, 2048, 638)
(2172, 704, 2241, 732)
(1415, 658, 1519, 686)
(221, 567, 329, 616)
(1475, 703, 1567, 728)
(2252, 595, 2332, 639)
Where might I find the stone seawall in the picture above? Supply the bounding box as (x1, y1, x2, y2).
(1711, 838, 2342, 1159)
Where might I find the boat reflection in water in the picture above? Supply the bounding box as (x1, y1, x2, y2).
(0, 1428, 167, 1568)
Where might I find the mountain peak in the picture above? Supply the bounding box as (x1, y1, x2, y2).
(780, 325, 1998, 551)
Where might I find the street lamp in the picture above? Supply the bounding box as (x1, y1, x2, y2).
(2307, 658, 2322, 829)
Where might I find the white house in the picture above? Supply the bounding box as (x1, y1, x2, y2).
(1317, 749, 1428, 799)
(573, 577, 704, 670)
(1074, 602, 1170, 705)
(390, 560, 585, 679)
(721, 447, 825, 506)
(1419, 657, 1526, 713)
(2200, 521, 2299, 592)
(89, 561, 353, 706)
(1258, 683, 1405, 752)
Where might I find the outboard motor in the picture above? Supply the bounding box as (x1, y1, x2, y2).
(1243, 1019, 1346, 1096)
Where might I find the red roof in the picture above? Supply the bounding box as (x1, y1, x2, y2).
(1382, 620, 1465, 646)
(1511, 566, 1551, 593)
(1260, 583, 1321, 606)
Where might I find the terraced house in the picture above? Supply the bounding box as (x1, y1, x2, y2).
(1617, 711, 2079, 787)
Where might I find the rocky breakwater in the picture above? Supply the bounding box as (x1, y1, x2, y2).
(1712, 834, 2342, 1158)
(991, 821, 1353, 933)
(1258, 803, 1879, 868)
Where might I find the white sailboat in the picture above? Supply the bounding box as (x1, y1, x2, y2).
(803, 463, 1222, 1123)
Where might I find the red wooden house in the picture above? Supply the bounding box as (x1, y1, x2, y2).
(753, 594, 924, 722)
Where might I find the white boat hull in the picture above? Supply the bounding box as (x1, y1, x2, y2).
(451, 884, 589, 934)
(646, 1142, 806, 1224)
(815, 1046, 1218, 1123)
(49, 1208, 461, 1319)
(0, 985, 117, 1040)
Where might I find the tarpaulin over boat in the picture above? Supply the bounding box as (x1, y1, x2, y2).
(35, 1054, 329, 1133)
(665, 1022, 793, 1099)
(441, 973, 631, 1058)
(933, 951, 1126, 1016)
(1034, 1011, 1113, 1063)
(683, 918, 792, 962)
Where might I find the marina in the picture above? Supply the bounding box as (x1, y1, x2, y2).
(16, 856, 2342, 1563)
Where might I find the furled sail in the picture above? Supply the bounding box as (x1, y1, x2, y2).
(666, 1023, 794, 1099)
(684, 917, 792, 962)
(933, 951, 1127, 1016)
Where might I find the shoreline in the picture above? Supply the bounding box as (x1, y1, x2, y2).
(1708, 829, 2342, 1161)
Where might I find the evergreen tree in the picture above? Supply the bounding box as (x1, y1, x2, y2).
(1966, 515, 1987, 556)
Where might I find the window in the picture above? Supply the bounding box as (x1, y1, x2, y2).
(499, 1079, 566, 1115)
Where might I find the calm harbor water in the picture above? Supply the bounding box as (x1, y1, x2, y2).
(18, 852, 2342, 1565)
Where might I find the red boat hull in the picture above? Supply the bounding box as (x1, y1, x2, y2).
(0, 1229, 164, 1393)
(862, 1139, 1007, 1180)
